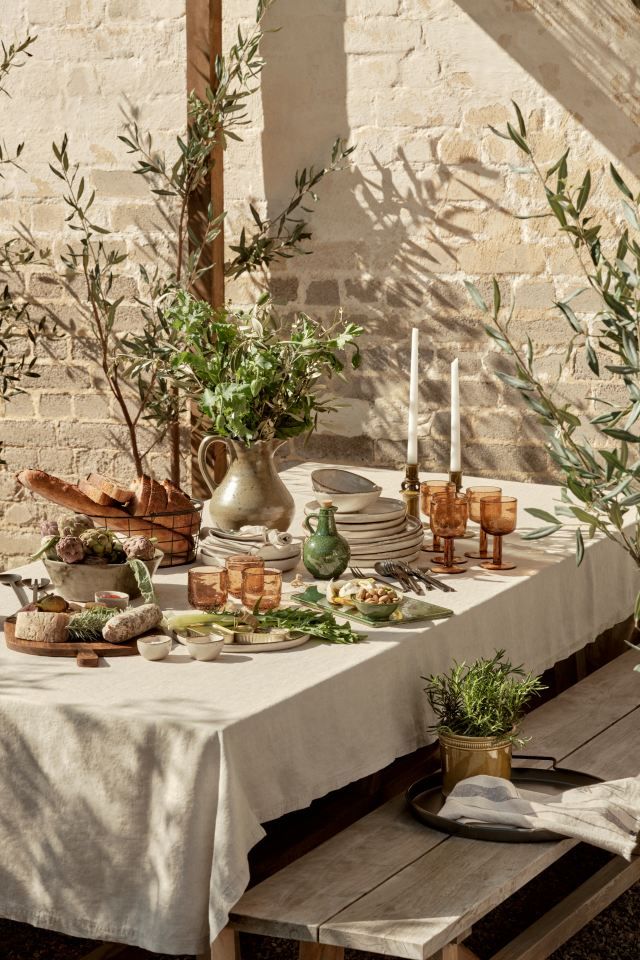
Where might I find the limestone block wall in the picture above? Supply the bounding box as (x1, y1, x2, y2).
(0, 0, 186, 567)
(2, 0, 640, 568)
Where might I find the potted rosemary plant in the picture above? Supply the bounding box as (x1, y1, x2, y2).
(423, 651, 545, 795)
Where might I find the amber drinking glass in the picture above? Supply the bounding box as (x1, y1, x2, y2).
(188, 565, 229, 610)
(464, 486, 502, 560)
(241, 566, 283, 611)
(480, 496, 518, 570)
(226, 555, 264, 598)
(420, 480, 456, 553)
(429, 492, 469, 574)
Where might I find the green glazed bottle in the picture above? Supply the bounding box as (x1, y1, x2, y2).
(303, 500, 350, 580)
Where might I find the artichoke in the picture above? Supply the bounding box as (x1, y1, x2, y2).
(79, 528, 119, 560)
(122, 536, 156, 560)
(56, 536, 85, 564)
(40, 519, 60, 537)
(57, 514, 95, 538)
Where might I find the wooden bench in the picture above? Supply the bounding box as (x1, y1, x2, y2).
(215, 650, 640, 960)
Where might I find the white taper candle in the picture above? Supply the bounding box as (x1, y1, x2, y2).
(450, 358, 461, 472)
(407, 328, 419, 465)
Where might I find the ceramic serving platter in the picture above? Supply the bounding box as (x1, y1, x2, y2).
(305, 498, 406, 524)
(292, 587, 453, 627)
(336, 518, 408, 540)
(224, 632, 310, 653)
(348, 547, 422, 564)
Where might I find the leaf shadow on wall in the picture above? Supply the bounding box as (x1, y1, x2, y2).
(455, 0, 640, 174)
(259, 1, 511, 468)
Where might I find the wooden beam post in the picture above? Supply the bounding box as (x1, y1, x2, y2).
(186, 0, 227, 495)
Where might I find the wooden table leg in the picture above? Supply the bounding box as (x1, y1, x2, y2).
(198, 927, 240, 960)
(299, 945, 345, 960)
(440, 944, 480, 960)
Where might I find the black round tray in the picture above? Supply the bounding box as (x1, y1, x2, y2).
(406, 760, 602, 843)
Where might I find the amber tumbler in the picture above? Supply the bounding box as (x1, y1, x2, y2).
(188, 565, 229, 610)
(226, 555, 264, 598)
(480, 496, 518, 571)
(430, 492, 469, 574)
(420, 480, 456, 553)
(241, 566, 283, 611)
(464, 486, 502, 560)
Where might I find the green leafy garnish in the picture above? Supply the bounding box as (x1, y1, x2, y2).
(68, 606, 117, 642)
(127, 558, 156, 603)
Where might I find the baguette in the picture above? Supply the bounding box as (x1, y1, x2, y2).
(87, 473, 133, 505)
(78, 477, 119, 508)
(16, 470, 191, 555)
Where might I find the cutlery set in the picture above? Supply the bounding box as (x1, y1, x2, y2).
(349, 561, 454, 595)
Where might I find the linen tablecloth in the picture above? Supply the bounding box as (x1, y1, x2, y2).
(0, 463, 636, 954)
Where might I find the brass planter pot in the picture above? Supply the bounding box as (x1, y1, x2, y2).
(439, 730, 513, 797)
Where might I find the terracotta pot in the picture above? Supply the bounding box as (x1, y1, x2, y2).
(438, 730, 513, 797)
(198, 436, 295, 532)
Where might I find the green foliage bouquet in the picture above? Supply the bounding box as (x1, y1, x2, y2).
(144, 290, 362, 444)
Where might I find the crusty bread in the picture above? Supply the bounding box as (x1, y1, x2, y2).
(158, 478, 200, 538)
(146, 478, 168, 515)
(16, 469, 191, 558)
(87, 473, 133, 505)
(78, 477, 119, 508)
(127, 475, 152, 517)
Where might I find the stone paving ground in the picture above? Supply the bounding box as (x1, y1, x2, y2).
(0, 846, 637, 960)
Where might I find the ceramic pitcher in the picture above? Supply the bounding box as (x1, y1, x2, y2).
(198, 436, 295, 532)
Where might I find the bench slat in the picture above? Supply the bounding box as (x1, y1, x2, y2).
(318, 836, 573, 959)
(230, 797, 446, 941)
(561, 706, 640, 781)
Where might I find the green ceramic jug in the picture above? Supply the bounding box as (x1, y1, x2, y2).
(303, 501, 350, 580)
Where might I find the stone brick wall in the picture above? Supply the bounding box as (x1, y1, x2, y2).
(2, 0, 640, 568)
(0, 0, 186, 568)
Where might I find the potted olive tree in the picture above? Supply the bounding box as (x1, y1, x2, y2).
(423, 650, 544, 795)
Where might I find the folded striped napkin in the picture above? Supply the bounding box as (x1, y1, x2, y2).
(440, 774, 640, 859)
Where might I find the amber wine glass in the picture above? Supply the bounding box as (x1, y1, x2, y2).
(241, 567, 283, 612)
(480, 496, 518, 571)
(464, 486, 502, 560)
(226, 556, 264, 598)
(420, 480, 456, 553)
(429, 492, 469, 574)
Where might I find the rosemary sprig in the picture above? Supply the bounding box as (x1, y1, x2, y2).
(68, 606, 117, 642)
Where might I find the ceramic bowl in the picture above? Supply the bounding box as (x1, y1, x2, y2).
(352, 598, 401, 621)
(310, 487, 382, 513)
(44, 551, 163, 603)
(186, 634, 225, 661)
(94, 590, 129, 610)
(137, 634, 172, 661)
(311, 468, 379, 495)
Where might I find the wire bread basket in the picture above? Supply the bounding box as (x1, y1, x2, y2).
(90, 499, 204, 567)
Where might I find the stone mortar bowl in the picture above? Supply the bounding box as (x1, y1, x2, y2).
(43, 551, 163, 603)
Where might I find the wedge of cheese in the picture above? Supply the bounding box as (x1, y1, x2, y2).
(15, 611, 70, 643)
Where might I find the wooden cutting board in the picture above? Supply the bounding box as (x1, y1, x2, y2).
(3, 615, 138, 667)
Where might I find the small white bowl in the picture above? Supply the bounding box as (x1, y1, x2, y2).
(311, 468, 379, 494)
(95, 590, 129, 611)
(186, 633, 225, 662)
(310, 487, 382, 513)
(137, 634, 172, 661)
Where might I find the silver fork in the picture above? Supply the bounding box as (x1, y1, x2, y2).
(349, 565, 406, 593)
(379, 560, 422, 593)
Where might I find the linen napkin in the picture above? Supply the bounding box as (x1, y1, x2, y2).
(440, 774, 640, 859)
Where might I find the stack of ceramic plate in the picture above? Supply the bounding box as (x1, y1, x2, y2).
(199, 526, 302, 572)
(304, 498, 424, 565)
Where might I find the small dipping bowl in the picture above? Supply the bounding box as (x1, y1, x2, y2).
(352, 598, 401, 621)
(95, 590, 129, 611)
(186, 633, 225, 662)
(137, 634, 172, 661)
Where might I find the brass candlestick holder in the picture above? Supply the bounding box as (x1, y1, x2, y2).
(449, 469, 462, 492)
(401, 463, 420, 519)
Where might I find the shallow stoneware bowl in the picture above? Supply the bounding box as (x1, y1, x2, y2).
(43, 551, 163, 602)
(186, 634, 225, 661)
(310, 487, 382, 513)
(352, 598, 401, 621)
(311, 468, 379, 495)
(137, 634, 172, 661)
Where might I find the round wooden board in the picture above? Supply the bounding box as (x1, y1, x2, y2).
(3, 615, 138, 660)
